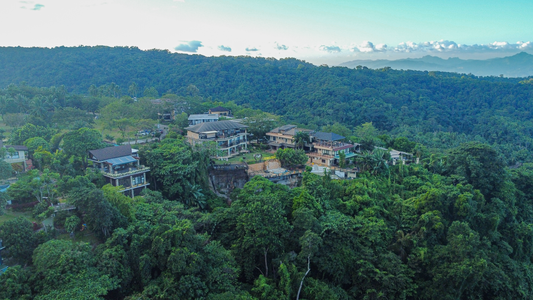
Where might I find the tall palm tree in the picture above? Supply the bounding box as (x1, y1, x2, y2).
(294, 131, 310, 150)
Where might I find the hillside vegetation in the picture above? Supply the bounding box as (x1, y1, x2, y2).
(1, 46, 532, 164)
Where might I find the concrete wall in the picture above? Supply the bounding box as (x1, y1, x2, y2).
(209, 168, 249, 194)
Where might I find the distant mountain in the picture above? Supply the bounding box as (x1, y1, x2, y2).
(339, 52, 533, 77)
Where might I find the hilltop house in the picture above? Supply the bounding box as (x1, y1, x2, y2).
(88, 145, 150, 197)
(208, 106, 231, 117)
(307, 132, 360, 167)
(389, 149, 414, 164)
(185, 120, 249, 160)
(266, 125, 314, 151)
(188, 114, 219, 126)
(265, 125, 361, 167)
(0, 141, 29, 171)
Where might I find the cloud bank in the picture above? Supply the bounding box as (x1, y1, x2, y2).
(275, 44, 289, 50)
(349, 40, 533, 54)
(319, 45, 341, 53)
(174, 41, 203, 53)
(218, 45, 231, 52)
(246, 47, 259, 52)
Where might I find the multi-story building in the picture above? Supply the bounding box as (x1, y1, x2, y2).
(88, 145, 150, 197)
(185, 120, 249, 159)
(307, 132, 360, 167)
(266, 125, 314, 151)
(208, 106, 231, 117)
(188, 114, 219, 125)
(265, 126, 360, 167)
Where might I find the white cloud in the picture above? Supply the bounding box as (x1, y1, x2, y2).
(376, 40, 533, 53)
(174, 40, 203, 53)
(319, 45, 341, 53)
(350, 41, 387, 53)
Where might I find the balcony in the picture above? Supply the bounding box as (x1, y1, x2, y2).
(199, 132, 247, 141)
(313, 141, 353, 150)
(102, 165, 150, 178)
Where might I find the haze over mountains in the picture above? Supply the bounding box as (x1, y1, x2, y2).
(340, 52, 533, 77)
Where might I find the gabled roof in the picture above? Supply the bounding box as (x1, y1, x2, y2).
(89, 145, 132, 161)
(313, 132, 345, 141)
(185, 120, 247, 133)
(268, 125, 313, 136)
(188, 114, 219, 120)
(6, 145, 28, 151)
(209, 106, 230, 112)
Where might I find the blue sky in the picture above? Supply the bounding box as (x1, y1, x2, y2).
(1, 0, 532, 65)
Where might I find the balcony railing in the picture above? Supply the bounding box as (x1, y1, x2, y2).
(103, 166, 150, 178)
(199, 132, 247, 141)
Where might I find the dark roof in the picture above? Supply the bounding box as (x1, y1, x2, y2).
(185, 120, 247, 133)
(269, 125, 313, 136)
(6, 145, 28, 151)
(313, 132, 345, 141)
(89, 145, 132, 161)
(209, 106, 230, 112)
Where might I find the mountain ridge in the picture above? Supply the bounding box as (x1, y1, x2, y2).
(339, 52, 533, 77)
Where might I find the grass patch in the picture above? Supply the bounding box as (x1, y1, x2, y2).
(0, 209, 35, 225)
(57, 231, 100, 245)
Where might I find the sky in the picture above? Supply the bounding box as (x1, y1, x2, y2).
(1, 0, 532, 65)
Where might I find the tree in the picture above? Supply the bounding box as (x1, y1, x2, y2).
(65, 215, 80, 235)
(233, 194, 292, 280)
(62, 127, 103, 168)
(446, 142, 507, 198)
(128, 82, 138, 98)
(276, 148, 308, 167)
(142, 139, 203, 200)
(0, 160, 13, 180)
(321, 122, 351, 138)
(0, 217, 37, 263)
(338, 151, 346, 168)
(24, 137, 50, 157)
(242, 113, 279, 142)
(294, 131, 311, 150)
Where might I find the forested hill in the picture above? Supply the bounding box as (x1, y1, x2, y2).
(2, 46, 533, 164)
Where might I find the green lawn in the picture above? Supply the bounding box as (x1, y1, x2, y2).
(0, 209, 35, 225)
(213, 147, 273, 165)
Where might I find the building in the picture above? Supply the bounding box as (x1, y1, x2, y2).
(0, 141, 29, 171)
(188, 114, 219, 126)
(88, 145, 150, 197)
(307, 132, 360, 167)
(265, 126, 360, 167)
(389, 149, 414, 164)
(208, 106, 231, 116)
(266, 125, 314, 151)
(185, 120, 249, 160)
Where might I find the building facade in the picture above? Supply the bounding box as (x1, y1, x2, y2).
(266, 126, 361, 167)
(208, 106, 231, 116)
(185, 120, 249, 160)
(88, 145, 150, 197)
(266, 125, 314, 150)
(188, 114, 219, 125)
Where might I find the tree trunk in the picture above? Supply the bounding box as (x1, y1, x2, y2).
(264, 248, 269, 278)
(296, 255, 311, 300)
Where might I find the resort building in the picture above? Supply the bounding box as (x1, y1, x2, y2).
(88, 145, 150, 197)
(307, 132, 360, 167)
(185, 120, 249, 160)
(208, 106, 231, 117)
(188, 114, 219, 125)
(266, 125, 314, 151)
